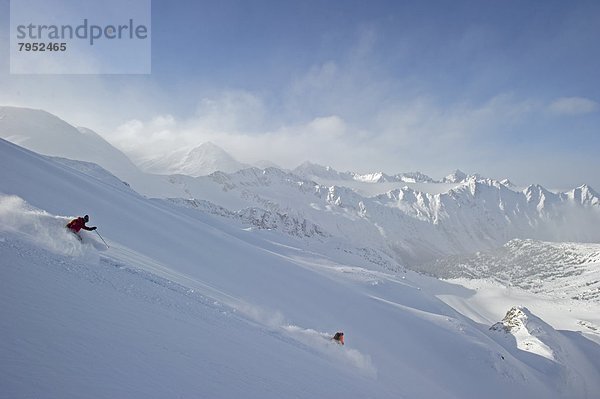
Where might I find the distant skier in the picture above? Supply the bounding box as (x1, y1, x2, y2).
(66, 215, 96, 241)
(332, 331, 344, 345)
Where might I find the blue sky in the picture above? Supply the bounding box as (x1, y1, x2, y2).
(1, 0, 599, 189)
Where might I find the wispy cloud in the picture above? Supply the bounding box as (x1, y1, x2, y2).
(108, 89, 544, 177)
(548, 97, 599, 115)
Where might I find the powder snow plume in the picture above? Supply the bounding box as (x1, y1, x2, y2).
(0, 194, 99, 259)
(282, 325, 377, 377)
(236, 302, 377, 377)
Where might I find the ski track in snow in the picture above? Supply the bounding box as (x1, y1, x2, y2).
(1, 232, 383, 399)
(1, 235, 383, 398)
(103, 246, 379, 376)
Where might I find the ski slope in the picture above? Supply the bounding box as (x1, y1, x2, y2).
(1, 139, 600, 398)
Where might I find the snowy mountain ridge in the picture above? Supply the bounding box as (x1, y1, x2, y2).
(162, 167, 600, 267)
(0, 106, 140, 182)
(167, 197, 329, 239)
(294, 161, 437, 184)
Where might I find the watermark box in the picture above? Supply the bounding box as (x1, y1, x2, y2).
(10, 0, 151, 74)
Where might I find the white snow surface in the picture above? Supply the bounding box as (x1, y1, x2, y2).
(1, 135, 600, 398)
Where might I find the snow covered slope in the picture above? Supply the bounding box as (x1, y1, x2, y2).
(2, 139, 599, 398)
(0, 202, 379, 398)
(0, 106, 140, 183)
(488, 306, 600, 398)
(0, 107, 197, 198)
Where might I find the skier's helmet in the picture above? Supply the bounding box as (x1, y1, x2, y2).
(84, 215, 89, 222)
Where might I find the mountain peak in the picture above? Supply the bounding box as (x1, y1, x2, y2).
(576, 183, 597, 194)
(190, 141, 225, 152)
(490, 306, 556, 361)
(490, 306, 531, 333)
(394, 171, 434, 183)
(293, 162, 349, 180)
(173, 142, 248, 176)
(568, 184, 600, 206)
(442, 169, 468, 183)
(353, 171, 388, 183)
(187, 142, 234, 159)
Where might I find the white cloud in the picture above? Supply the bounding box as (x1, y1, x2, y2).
(194, 90, 267, 132)
(104, 90, 268, 159)
(370, 94, 539, 158)
(106, 89, 547, 179)
(548, 97, 599, 115)
(110, 111, 355, 168)
(307, 115, 347, 138)
(290, 61, 339, 94)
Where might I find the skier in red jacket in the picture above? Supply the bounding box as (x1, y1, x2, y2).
(66, 215, 96, 240)
(332, 331, 344, 345)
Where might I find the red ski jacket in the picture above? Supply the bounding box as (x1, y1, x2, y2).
(66, 217, 94, 233)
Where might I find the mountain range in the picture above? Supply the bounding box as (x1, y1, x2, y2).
(1, 106, 600, 398)
(2, 106, 599, 270)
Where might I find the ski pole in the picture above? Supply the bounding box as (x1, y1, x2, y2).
(95, 230, 109, 248)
